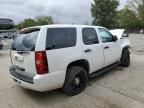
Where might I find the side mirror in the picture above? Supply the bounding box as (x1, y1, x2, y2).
(113, 35, 118, 42)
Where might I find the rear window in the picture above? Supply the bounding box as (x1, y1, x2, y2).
(46, 28, 76, 50)
(11, 28, 40, 51)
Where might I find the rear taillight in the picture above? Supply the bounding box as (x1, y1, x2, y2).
(35, 51, 48, 75)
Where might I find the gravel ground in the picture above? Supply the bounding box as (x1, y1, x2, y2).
(0, 34, 144, 108)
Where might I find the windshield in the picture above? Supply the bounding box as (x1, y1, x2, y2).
(11, 29, 39, 51)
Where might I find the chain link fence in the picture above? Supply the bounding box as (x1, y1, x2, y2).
(0, 29, 17, 50)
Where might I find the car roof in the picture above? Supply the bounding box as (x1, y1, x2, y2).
(22, 24, 102, 30)
(42, 24, 99, 28)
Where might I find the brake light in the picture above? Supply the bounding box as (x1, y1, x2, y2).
(35, 51, 48, 75)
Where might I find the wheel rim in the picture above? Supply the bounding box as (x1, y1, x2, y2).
(71, 71, 85, 92)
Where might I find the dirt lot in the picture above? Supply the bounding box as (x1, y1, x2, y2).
(0, 34, 144, 108)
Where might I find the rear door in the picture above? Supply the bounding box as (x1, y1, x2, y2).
(98, 27, 121, 67)
(11, 28, 40, 78)
(82, 27, 104, 73)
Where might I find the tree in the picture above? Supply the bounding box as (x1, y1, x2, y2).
(128, 0, 144, 27)
(113, 7, 139, 29)
(91, 0, 119, 28)
(16, 16, 54, 30)
(16, 19, 36, 29)
(36, 16, 53, 25)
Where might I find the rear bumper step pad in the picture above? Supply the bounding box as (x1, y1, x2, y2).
(9, 66, 34, 84)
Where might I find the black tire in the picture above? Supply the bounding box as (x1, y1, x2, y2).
(120, 48, 130, 67)
(63, 66, 88, 96)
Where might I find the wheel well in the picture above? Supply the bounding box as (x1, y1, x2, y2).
(121, 46, 131, 57)
(123, 46, 130, 50)
(67, 59, 90, 74)
(122, 46, 130, 52)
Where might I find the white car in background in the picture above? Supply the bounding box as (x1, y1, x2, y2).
(140, 29, 144, 34)
(9, 25, 131, 96)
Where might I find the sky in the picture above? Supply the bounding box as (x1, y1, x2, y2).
(0, 0, 128, 24)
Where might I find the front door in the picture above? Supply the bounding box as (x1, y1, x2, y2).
(98, 27, 121, 67)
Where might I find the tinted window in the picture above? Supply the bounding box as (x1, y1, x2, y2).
(11, 29, 39, 51)
(98, 28, 113, 43)
(46, 28, 76, 50)
(82, 28, 99, 45)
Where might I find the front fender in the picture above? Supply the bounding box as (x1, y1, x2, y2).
(120, 38, 132, 53)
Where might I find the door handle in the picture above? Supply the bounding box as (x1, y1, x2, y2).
(104, 46, 109, 49)
(84, 49, 92, 53)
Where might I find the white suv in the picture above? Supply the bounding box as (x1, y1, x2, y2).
(9, 25, 131, 96)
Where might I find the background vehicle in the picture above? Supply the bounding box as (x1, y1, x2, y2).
(0, 18, 14, 30)
(0, 18, 16, 50)
(9, 25, 131, 96)
(139, 29, 144, 34)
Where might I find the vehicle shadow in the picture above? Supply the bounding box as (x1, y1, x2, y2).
(20, 87, 70, 105)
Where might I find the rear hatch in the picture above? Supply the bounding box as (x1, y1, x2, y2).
(11, 28, 40, 78)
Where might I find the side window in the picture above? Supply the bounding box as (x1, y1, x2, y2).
(98, 28, 113, 43)
(82, 28, 99, 45)
(46, 28, 76, 50)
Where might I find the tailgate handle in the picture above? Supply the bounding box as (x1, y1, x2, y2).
(17, 51, 30, 54)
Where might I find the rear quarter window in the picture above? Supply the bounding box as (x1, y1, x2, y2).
(46, 28, 76, 50)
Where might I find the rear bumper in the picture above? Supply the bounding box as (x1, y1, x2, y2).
(9, 66, 66, 92)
